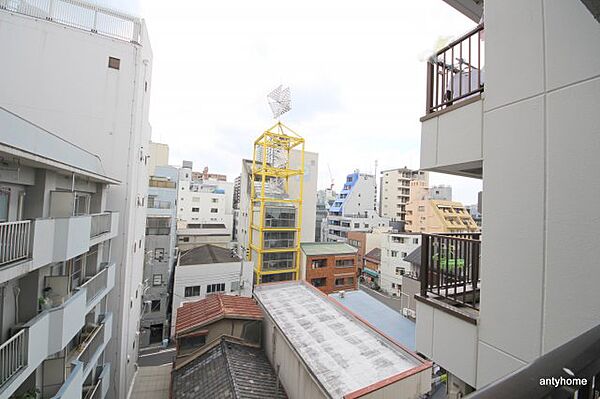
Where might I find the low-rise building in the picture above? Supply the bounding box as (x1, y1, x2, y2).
(363, 247, 382, 285)
(174, 294, 263, 357)
(300, 242, 358, 294)
(380, 233, 421, 296)
(171, 245, 253, 336)
(171, 336, 287, 399)
(254, 281, 432, 399)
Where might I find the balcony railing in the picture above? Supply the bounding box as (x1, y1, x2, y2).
(0, 0, 142, 43)
(147, 200, 172, 209)
(80, 266, 108, 305)
(83, 375, 102, 399)
(0, 329, 27, 388)
(77, 322, 104, 370)
(469, 323, 600, 399)
(90, 213, 111, 238)
(0, 220, 31, 267)
(420, 232, 481, 309)
(425, 24, 484, 115)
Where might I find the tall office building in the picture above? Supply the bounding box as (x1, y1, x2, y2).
(379, 167, 428, 220)
(0, 3, 153, 397)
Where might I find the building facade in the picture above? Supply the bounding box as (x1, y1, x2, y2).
(379, 233, 421, 296)
(325, 172, 389, 243)
(379, 167, 428, 220)
(0, 106, 120, 398)
(141, 164, 178, 347)
(170, 245, 253, 335)
(300, 242, 359, 294)
(0, 4, 153, 397)
(315, 188, 336, 242)
(416, 0, 600, 395)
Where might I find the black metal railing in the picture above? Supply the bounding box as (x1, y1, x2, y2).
(420, 232, 481, 309)
(468, 323, 600, 399)
(426, 24, 484, 115)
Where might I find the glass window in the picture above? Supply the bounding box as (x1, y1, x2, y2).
(152, 274, 163, 286)
(335, 259, 354, 268)
(264, 206, 296, 228)
(263, 251, 295, 271)
(207, 283, 226, 293)
(192, 207, 199, 212)
(150, 300, 161, 312)
(184, 286, 201, 297)
(210, 208, 218, 213)
(263, 231, 295, 249)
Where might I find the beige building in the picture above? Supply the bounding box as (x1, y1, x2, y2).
(148, 141, 170, 176)
(379, 167, 428, 220)
(406, 181, 478, 233)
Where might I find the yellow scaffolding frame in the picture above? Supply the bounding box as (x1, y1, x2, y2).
(248, 121, 305, 284)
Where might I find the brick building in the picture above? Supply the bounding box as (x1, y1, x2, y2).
(300, 242, 358, 294)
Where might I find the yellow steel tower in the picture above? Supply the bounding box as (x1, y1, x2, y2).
(248, 121, 305, 285)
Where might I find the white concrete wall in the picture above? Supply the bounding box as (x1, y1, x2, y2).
(0, 11, 153, 397)
(379, 234, 420, 295)
(170, 261, 253, 335)
(476, 0, 600, 388)
(416, 301, 478, 388)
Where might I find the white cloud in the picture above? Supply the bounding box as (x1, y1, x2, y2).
(118, 0, 482, 204)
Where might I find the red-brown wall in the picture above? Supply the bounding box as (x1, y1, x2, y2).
(304, 253, 358, 294)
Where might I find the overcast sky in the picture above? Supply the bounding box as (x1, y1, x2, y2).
(101, 0, 481, 205)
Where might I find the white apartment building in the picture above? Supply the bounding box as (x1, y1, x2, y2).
(379, 167, 428, 220)
(176, 161, 234, 249)
(325, 172, 389, 243)
(0, 4, 153, 398)
(170, 245, 253, 336)
(0, 108, 119, 398)
(379, 233, 421, 297)
(416, 0, 600, 396)
(237, 150, 318, 254)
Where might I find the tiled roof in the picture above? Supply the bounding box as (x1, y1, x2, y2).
(179, 244, 240, 266)
(175, 294, 263, 336)
(300, 242, 358, 256)
(172, 336, 287, 399)
(404, 246, 421, 266)
(364, 247, 381, 262)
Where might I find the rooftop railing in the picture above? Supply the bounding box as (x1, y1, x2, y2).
(420, 232, 481, 309)
(0, 220, 31, 267)
(425, 25, 484, 115)
(0, 0, 141, 43)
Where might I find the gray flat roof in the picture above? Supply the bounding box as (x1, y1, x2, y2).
(179, 244, 240, 266)
(300, 242, 358, 256)
(254, 281, 424, 398)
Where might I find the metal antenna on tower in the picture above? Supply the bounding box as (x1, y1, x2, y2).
(267, 85, 292, 119)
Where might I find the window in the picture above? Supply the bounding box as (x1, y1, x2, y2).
(192, 207, 200, 212)
(210, 208, 218, 213)
(395, 267, 405, 276)
(418, 206, 425, 212)
(335, 259, 354, 268)
(354, 223, 360, 228)
(150, 300, 161, 312)
(264, 206, 295, 228)
(207, 283, 225, 294)
(263, 251, 294, 270)
(311, 277, 326, 287)
(181, 237, 190, 242)
(311, 259, 327, 269)
(413, 238, 419, 244)
(179, 334, 207, 353)
(392, 283, 396, 288)
(154, 248, 165, 260)
(391, 250, 398, 257)
(184, 286, 201, 297)
(108, 57, 120, 69)
(146, 217, 171, 235)
(211, 198, 219, 203)
(153, 274, 163, 286)
(401, 252, 407, 258)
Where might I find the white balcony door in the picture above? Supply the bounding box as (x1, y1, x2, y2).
(0, 189, 9, 222)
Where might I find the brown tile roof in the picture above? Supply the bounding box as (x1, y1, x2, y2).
(364, 247, 381, 263)
(175, 294, 263, 336)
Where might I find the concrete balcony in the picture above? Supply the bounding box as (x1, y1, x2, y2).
(0, 213, 119, 285)
(0, 271, 114, 398)
(420, 25, 484, 179)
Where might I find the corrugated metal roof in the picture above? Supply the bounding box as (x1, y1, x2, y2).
(179, 244, 240, 266)
(300, 242, 358, 256)
(175, 294, 263, 336)
(172, 336, 287, 399)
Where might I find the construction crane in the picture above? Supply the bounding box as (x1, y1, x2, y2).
(327, 163, 335, 190)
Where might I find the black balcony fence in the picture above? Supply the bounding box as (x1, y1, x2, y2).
(420, 232, 481, 309)
(426, 24, 484, 115)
